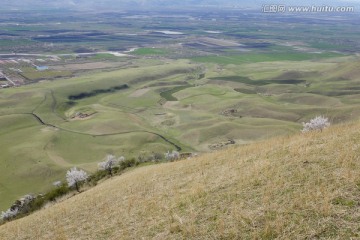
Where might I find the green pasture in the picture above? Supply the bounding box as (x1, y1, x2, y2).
(91, 53, 127, 61)
(21, 70, 73, 81)
(160, 85, 194, 101)
(0, 39, 36, 48)
(0, 61, 193, 210)
(132, 48, 168, 55)
(192, 52, 343, 65)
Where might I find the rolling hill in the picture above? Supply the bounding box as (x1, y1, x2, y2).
(0, 120, 359, 239)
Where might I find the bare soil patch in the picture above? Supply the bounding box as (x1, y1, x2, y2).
(129, 88, 151, 97)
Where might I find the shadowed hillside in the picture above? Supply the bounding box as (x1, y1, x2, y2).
(0, 121, 360, 239)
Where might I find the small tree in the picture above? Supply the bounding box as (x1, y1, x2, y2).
(302, 116, 330, 133)
(98, 154, 123, 176)
(66, 167, 88, 192)
(165, 150, 180, 161)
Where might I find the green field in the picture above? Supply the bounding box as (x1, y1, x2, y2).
(133, 48, 168, 55)
(21, 70, 73, 81)
(160, 85, 194, 101)
(192, 52, 343, 65)
(0, 39, 36, 47)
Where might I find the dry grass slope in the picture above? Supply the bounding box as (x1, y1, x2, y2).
(1, 122, 360, 239)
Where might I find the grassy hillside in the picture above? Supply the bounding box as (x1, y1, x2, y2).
(2, 55, 360, 212)
(1, 121, 359, 239)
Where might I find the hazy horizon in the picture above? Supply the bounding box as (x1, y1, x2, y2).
(1, 0, 359, 11)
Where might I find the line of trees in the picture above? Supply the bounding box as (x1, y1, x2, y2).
(1, 150, 184, 223)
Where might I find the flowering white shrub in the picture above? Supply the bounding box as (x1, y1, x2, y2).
(0, 194, 36, 221)
(98, 154, 123, 175)
(1, 208, 18, 221)
(66, 167, 88, 192)
(302, 116, 330, 133)
(165, 150, 180, 161)
(20, 195, 35, 207)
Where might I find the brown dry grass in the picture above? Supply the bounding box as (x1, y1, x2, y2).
(1, 122, 360, 239)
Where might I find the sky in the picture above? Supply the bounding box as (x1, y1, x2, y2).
(1, 0, 359, 11)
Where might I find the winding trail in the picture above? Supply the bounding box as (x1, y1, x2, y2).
(0, 88, 182, 151)
(0, 111, 182, 151)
